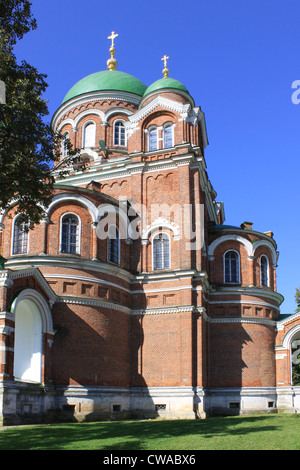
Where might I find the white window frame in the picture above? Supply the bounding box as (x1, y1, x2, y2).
(107, 225, 120, 265)
(152, 232, 171, 271)
(60, 213, 81, 255)
(147, 125, 158, 152)
(223, 249, 240, 283)
(82, 121, 96, 148)
(163, 122, 174, 148)
(12, 214, 30, 255)
(260, 254, 269, 287)
(113, 120, 126, 147)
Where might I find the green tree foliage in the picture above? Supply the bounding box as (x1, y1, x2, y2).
(0, 1, 81, 228)
(296, 288, 300, 311)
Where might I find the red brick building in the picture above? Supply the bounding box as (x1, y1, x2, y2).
(0, 37, 299, 424)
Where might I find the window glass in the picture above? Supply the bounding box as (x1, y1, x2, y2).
(114, 121, 126, 146)
(108, 226, 119, 264)
(61, 214, 79, 254)
(224, 251, 239, 283)
(61, 131, 69, 157)
(148, 127, 158, 151)
(84, 122, 96, 148)
(153, 233, 170, 270)
(13, 216, 29, 254)
(261, 255, 269, 286)
(163, 123, 173, 148)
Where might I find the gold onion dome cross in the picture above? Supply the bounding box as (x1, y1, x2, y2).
(161, 54, 169, 78)
(107, 31, 119, 71)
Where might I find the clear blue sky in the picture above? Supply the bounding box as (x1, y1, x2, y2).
(13, 0, 300, 314)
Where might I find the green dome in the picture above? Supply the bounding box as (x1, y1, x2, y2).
(143, 77, 189, 97)
(62, 70, 147, 103)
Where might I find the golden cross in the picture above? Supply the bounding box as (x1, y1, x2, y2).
(108, 31, 118, 47)
(161, 54, 169, 68)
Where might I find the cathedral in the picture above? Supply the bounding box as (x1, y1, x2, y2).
(0, 33, 300, 425)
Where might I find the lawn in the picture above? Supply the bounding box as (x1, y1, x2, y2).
(0, 413, 299, 451)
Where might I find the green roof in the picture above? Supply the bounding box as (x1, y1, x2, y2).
(143, 77, 189, 97)
(62, 70, 147, 103)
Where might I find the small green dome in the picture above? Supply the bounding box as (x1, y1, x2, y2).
(62, 70, 147, 103)
(143, 77, 190, 97)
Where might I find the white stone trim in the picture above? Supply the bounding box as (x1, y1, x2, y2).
(56, 296, 131, 314)
(281, 323, 300, 349)
(44, 274, 131, 293)
(51, 91, 142, 131)
(5, 256, 133, 283)
(209, 317, 276, 326)
(131, 305, 206, 316)
(209, 299, 280, 311)
(208, 234, 253, 258)
(10, 288, 55, 335)
(209, 285, 284, 305)
(47, 193, 98, 223)
(142, 217, 180, 242)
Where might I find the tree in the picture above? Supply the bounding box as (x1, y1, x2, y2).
(296, 288, 300, 312)
(0, 1, 81, 228)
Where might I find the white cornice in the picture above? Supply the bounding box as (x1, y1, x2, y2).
(56, 295, 131, 314)
(128, 96, 191, 124)
(51, 91, 141, 131)
(4, 256, 133, 283)
(1, 268, 57, 306)
(209, 285, 284, 305)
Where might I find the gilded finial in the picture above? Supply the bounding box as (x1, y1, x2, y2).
(107, 31, 119, 71)
(161, 54, 169, 78)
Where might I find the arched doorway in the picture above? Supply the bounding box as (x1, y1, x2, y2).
(291, 331, 300, 386)
(13, 298, 42, 382)
(11, 289, 54, 383)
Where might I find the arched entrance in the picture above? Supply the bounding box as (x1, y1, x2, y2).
(291, 331, 300, 386)
(11, 289, 54, 383)
(13, 298, 42, 382)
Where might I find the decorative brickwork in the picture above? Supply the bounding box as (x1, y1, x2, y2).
(0, 54, 299, 425)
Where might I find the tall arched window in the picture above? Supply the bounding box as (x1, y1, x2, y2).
(153, 233, 170, 270)
(114, 121, 126, 146)
(224, 250, 240, 283)
(83, 122, 96, 148)
(163, 123, 174, 148)
(148, 126, 158, 151)
(108, 225, 120, 264)
(61, 214, 80, 254)
(61, 131, 69, 158)
(260, 255, 269, 287)
(13, 215, 30, 255)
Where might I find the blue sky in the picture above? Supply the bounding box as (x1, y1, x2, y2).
(13, 0, 300, 314)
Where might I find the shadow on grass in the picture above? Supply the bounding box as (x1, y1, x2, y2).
(0, 414, 286, 451)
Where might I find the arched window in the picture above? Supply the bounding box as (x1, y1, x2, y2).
(61, 214, 80, 254)
(114, 121, 126, 146)
(224, 250, 240, 283)
(61, 131, 69, 158)
(148, 126, 158, 151)
(83, 122, 96, 148)
(12, 215, 29, 255)
(153, 233, 170, 270)
(108, 225, 120, 264)
(163, 123, 174, 148)
(260, 255, 269, 287)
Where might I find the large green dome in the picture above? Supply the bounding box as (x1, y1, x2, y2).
(143, 77, 190, 98)
(62, 70, 147, 103)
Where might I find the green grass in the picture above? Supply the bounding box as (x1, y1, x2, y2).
(0, 413, 300, 450)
